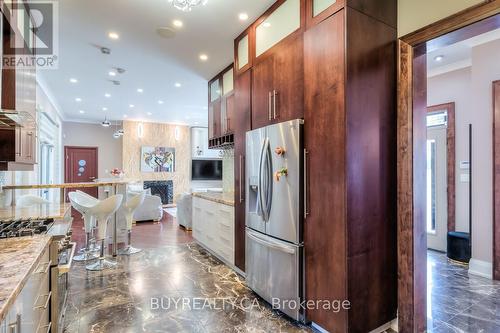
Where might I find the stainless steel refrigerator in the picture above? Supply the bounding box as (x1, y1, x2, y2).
(245, 119, 304, 321)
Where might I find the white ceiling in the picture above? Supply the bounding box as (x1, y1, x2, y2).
(39, 0, 274, 126)
(427, 28, 500, 77)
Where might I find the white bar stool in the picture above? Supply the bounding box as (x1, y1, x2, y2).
(118, 192, 146, 255)
(85, 194, 123, 271)
(16, 195, 50, 207)
(69, 192, 99, 262)
(76, 190, 101, 251)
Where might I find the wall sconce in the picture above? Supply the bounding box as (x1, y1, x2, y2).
(137, 122, 144, 138)
(175, 126, 180, 141)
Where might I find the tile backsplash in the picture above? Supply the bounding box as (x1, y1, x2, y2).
(222, 149, 234, 193)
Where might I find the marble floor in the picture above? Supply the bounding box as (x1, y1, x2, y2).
(63, 216, 311, 333)
(427, 250, 500, 332)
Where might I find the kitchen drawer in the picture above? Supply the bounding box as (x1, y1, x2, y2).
(216, 241, 234, 265)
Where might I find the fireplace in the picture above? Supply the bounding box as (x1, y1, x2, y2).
(143, 180, 173, 205)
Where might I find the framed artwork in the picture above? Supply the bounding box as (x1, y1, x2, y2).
(141, 146, 175, 172)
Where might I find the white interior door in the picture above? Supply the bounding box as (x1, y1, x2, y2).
(427, 126, 448, 251)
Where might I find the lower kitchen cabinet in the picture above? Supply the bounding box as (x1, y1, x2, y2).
(192, 197, 235, 266)
(1, 244, 51, 333)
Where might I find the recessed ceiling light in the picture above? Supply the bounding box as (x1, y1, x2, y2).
(104, 93, 111, 98)
(147, 112, 152, 116)
(79, 110, 85, 114)
(69, 78, 78, 83)
(172, 20, 183, 28)
(108, 71, 117, 77)
(199, 54, 208, 61)
(175, 83, 182, 88)
(158, 100, 164, 104)
(108, 32, 119, 40)
(129, 104, 135, 108)
(102, 107, 108, 111)
(194, 121, 199, 125)
(75, 98, 82, 102)
(239, 13, 249, 21)
(123, 114, 128, 118)
(434, 55, 444, 62)
(263, 22, 271, 28)
(137, 88, 144, 93)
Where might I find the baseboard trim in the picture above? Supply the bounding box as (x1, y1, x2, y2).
(469, 258, 493, 279)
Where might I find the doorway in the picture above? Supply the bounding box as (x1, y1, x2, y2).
(64, 146, 98, 198)
(397, 4, 500, 332)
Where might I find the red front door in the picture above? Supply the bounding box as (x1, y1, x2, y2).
(64, 146, 98, 199)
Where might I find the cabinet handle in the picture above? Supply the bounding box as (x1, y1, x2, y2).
(268, 91, 272, 121)
(273, 90, 277, 119)
(239, 155, 243, 203)
(304, 149, 309, 219)
(37, 322, 51, 333)
(34, 291, 51, 310)
(27, 132, 33, 158)
(35, 260, 52, 274)
(8, 314, 21, 333)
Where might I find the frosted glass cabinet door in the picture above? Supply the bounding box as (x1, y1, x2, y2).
(313, 0, 337, 17)
(255, 0, 301, 57)
(222, 68, 234, 95)
(237, 35, 249, 70)
(210, 79, 221, 102)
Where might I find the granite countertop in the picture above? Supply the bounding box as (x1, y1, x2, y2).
(0, 235, 52, 323)
(192, 192, 235, 206)
(0, 202, 71, 220)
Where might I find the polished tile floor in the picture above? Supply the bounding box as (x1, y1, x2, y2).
(427, 250, 500, 332)
(63, 216, 311, 332)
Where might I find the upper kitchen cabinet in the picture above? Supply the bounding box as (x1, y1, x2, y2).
(252, 32, 304, 129)
(235, 29, 252, 76)
(208, 64, 235, 148)
(255, 0, 303, 58)
(208, 77, 221, 140)
(305, 0, 344, 28)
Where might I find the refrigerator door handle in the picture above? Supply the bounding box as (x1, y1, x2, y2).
(258, 137, 267, 219)
(265, 140, 273, 220)
(247, 230, 295, 255)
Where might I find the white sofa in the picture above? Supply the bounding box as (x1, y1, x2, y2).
(126, 185, 163, 222)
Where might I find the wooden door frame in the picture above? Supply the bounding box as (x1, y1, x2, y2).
(493, 81, 500, 280)
(427, 102, 456, 233)
(397, 2, 500, 332)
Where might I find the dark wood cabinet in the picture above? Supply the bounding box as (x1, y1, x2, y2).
(0, 8, 37, 171)
(251, 54, 274, 129)
(252, 34, 304, 129)
(208, 65, 235, 148)
(304, 7, 397, 333)
(233, 69, 252, 271)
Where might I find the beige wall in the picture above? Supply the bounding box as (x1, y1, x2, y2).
(62, 122, 123, 179)
(428, 39, 500, 270)
(122, 121, 190, 198)
(398, 0, 484, 36)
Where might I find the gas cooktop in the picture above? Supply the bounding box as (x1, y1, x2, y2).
(0, 218, 54, 238)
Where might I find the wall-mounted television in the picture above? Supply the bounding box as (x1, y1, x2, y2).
(192, 159, 223, 181)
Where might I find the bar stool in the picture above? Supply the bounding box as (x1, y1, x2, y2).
(118, 192, 146, 255)
(17, 195, 50, 207)
(68, 192, 99, 262)
(76, 190, 101, 252)
(85, 194, 123, 271)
